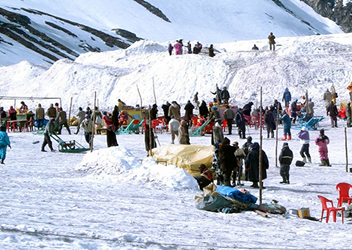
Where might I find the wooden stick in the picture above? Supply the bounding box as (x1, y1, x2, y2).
(345, 127, 348, 172)
(259, 86, 263, 205)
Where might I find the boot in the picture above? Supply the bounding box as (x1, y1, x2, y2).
(308, 157, 312, 163)
(0, 159, 4, 164)
(280, 176, 287, 184)
(271, 132, 274, 138)
(319, 160, 326, 166)
(224, 180, 231, 187)
(302, 157, 307, 163)
(286, 175, 290, 184)
(326, 159, 331, 166)
(287, 135, 292, 140)
(280, 135, 287, 141)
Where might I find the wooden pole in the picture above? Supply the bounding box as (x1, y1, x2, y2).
(345, 127, 349, 172)
(137, 85, 143, 134)
(90, 92, 96, 152)
(152, 77, 157, 105)
(275, 103, 279, 168)
(68, 97, 73, 125)
(259, 87, 263, 205)
(149, 109, 152, 157)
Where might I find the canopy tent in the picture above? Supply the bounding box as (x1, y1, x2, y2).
(151, 144, 215, 176)
(0, 96, 62, 109)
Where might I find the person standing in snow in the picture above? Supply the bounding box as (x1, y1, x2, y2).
(280, 110, 291, 141)
(56, 107, 71, 135)
(235, 109, 246, 139)
(268, 32, 276, 51)
(187, 41, 192, 54)
(46, 103, 57, 119)
(174, 40, 183, 55)
(81, 114, 93, 147)
(305, 98, 314, 121)
(145, 124, 157, 156)
(168, 101, 181, 119)
(218, 137, 237, 187)
(199, 101, 209, 118)
(35, 103, 45, 130)
(347, 81, 352, 101)
(315, 129, 331, 166)
(233, 141, 246, 186)
(323, 88, 332, 113)
(296, 126, 311, 163)
(75, 107, 86, 134)
(346, 102, 352, 127)
(112, 105, 120, 133)
(178, 120, 190, 145)
(193, 92, 200, 110)
(211, 119, 224, 146)
(290, 99, 298, 124)
(167, 43, 173, 56)
(279, 142, 293, 184)
(223, 105, 235, 135)
(209, 44, 215, 57)
(0, 126, 11, 164)
(245, 142, 269, 188)
(41, 118, 56, 152)
(150, 104, 158, 120)
(264, 106, 276, 139)
(221, 87, 230, 104)
(106, 124, 118, 147)
(184, 100, 195, 122)
(161, 102, 171, 125)
(282, 88, 291, 108)
(168, 116, 179, 144)
(326, 101, 338, 128)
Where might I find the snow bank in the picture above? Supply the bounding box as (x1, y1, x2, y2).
(75, 146, 199, 190)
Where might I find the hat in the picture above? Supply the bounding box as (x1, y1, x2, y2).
(171, 115, 175, 118)
(283, 142, 289, 146)
(301, 127, 306, 131)
(85, 114, 90, 118)
(212, 106, 217, 110)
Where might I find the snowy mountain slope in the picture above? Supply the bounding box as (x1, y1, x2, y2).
(1, 33, 352, 115)
(0, 0, 343, 66)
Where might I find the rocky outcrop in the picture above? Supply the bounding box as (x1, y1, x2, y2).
(300, 0, 352, 32)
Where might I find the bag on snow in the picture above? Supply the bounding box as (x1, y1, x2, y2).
(295, 160, 305, 167)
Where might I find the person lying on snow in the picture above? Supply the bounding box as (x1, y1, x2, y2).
(194, 164, 213, 190)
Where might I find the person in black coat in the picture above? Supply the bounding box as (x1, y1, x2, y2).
(327, 101, 338, 128)
(245, 142, 269, 188)
(235, 109, 246, 139)
(106, 125, 118, 147)
(279, 142, 293, 184)
(218, 137, 237, 187)
(112, 105, 120, 133)
(184, 100, 195, 121)
(150, 104, 158, 120)
(161, 102, 171, 124)
(144, 124, 157, 156)
(264, 106, 276, 138)
(291, 99, 298, 124)
(199, 101, 209, 118)
(242, 102, 253, 116)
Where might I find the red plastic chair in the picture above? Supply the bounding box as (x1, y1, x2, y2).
(317, 195, 344, 223)
(221, 120, 227, 132)
(336, 182, 352, 207)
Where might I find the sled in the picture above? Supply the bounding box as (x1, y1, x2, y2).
(50, 134, 89, 153)
(292, 116, 324, 130)
(190, 119, 212, 136)
(116, 119, 142, 134)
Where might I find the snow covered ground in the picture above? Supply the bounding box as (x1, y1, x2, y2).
(0, 116, 352, 249)
(0, 30, 352, 249)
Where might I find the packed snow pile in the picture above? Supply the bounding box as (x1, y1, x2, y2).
(76, 146, 199, 190)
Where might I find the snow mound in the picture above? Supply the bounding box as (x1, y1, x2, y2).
(126, 40, 166, 54)
(75, 146, 198, 190)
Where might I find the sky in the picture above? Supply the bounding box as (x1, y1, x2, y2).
(0, 1, 352, 249)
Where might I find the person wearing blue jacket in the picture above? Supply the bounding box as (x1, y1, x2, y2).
(0, 126, 11, 164)
(282, 88, 292, 108)
(280, 110, 292, 140)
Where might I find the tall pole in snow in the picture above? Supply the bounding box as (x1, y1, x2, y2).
(90, 92, 96, 152)
(345, 127, 349, 172)
(259, 87, 263, 205)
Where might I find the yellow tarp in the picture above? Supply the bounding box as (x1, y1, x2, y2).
(151, 144, 215, 176)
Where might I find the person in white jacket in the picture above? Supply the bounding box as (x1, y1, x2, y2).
(168, 116, 179, 144)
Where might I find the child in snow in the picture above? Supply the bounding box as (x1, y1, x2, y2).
(297, 126, 311, 163)
(0, 126, 11, 164)
(315, 129, 330, 166)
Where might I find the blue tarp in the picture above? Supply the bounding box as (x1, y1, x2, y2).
(216, 186, 258, 204)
